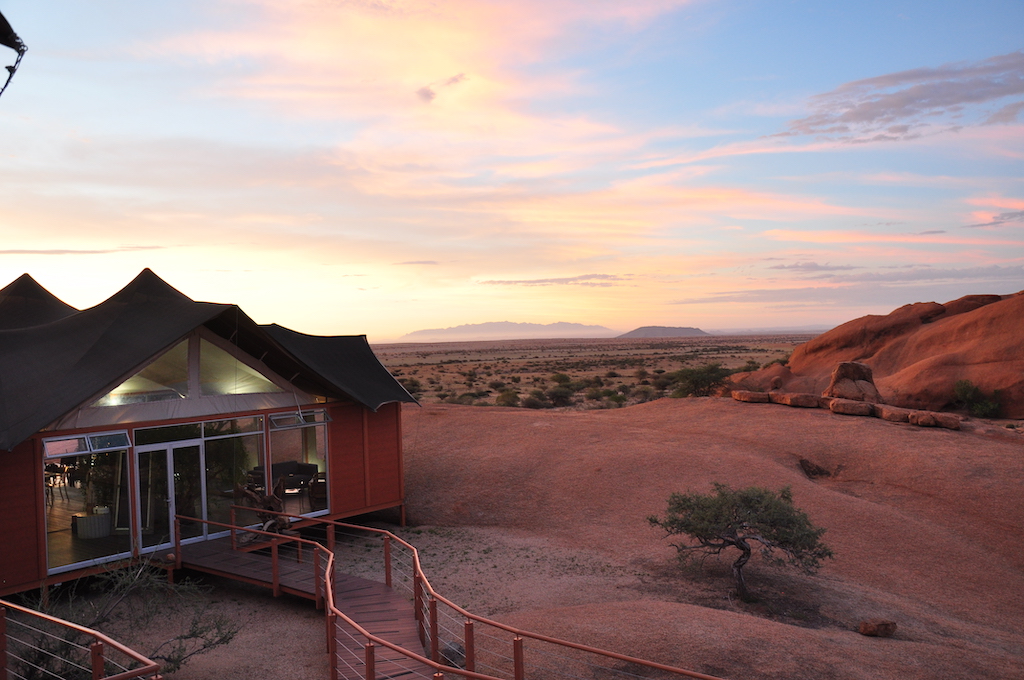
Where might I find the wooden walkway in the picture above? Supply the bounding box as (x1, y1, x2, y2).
(179, 538, 431, 680)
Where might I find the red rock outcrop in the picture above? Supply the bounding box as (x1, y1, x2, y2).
(733, 292, 1024, 417)
(822, 362, 881, 403)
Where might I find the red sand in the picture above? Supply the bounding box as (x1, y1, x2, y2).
(401, 398, 1024, 680)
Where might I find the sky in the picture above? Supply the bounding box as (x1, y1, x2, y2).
(0, 0, 1022, 342)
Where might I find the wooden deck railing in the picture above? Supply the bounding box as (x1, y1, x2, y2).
(1, 599, 162, 680)
(209, 508, 727, 680)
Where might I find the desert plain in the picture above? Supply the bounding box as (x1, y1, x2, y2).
(109, 336, 1023, 679)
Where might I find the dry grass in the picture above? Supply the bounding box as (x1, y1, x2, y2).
(374, 335, 807, 407)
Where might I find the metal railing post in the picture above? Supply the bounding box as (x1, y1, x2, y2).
(429, 598, 439, 662)
(464, 619, 475, 673)
(91, 641, 104, 680)
(414, 573, 425, 646)
(271, 540, 281, 596)
(314, 550, 323, 609)
(230, 507, 237, 550)
(328, 522, 335, 552)
(365, 642, 376, 680)
(513, 636, 525, 680)
(384, 536, 392, 587)
(328, 614, 338, 680)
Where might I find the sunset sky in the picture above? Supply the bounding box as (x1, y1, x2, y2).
(1, 1, 1022, 341)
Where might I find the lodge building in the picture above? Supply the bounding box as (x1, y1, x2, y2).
(0, 270, 416, 596)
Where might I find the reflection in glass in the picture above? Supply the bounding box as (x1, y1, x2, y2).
(173, 445, 203, 540)
(205, 434, 261, 527)
(138, 450, 171, 548)
(45, 451, 132, 570)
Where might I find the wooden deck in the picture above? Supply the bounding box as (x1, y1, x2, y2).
(179, 538, 431, 680)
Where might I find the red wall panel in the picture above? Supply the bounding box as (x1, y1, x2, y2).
(366, 403, 403, 508)
(0, 440, 44, 595)
(327, 403, 367, 514)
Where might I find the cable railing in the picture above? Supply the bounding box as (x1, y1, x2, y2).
(213, 508, 726, 680)
(1, 599, 162, 680)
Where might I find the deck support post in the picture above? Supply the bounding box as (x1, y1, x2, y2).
(328, 614, 338, 680)
(414, 573, 424, 646)
(271, 540, 281, 597)
(90, 641, 104, 680)
(429, 598, 439, 662)
(464, 619, 475, 673)
(174, 518, 182, 570)
(1, 606, 7, 677)
(364, 642, 376, 680)
(384, 536, 392, 587)
(314, 550, 323, 609)
(513, 636, 525, 680)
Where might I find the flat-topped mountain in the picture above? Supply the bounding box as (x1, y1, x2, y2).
(617, 326, 709, 338)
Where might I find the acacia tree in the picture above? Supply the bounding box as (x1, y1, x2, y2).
(648, 483, 833, 601)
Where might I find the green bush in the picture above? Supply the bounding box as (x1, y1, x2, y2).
(545, 385, 575, 407)
(953, 379, 1001, 417)
(521, 396, 548, 409)
(398, 377, 423, 394)
(495, 390, 520, 407)
(669, 363, 733, 397)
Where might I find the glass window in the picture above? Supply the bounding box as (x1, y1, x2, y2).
(134, 423, 202, 446)
(44, 437, 88, 458)
(45, 450, 132, 570)
(269, 409, 329, 430)
(88, 432, 131, 451)
(268, 424, 328, 514)
(203, 417, 263, 438)
(44, 431, 130, 457)
(91, 339, 189, 406)
(205, 434, 262, 527)
(200, 339, 284, 396)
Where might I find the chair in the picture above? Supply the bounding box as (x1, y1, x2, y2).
(307, 473, 328, 510)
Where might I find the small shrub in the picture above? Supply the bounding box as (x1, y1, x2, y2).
(953, 379, 1002, 418)
(669, 363, 733, 397)
(521, 396, 548, 409)
(550, 373, 572, 384)
(398, 377, 423, 394)
(495, 390, 520, 407)
(545, 385, 575, 407)
(633, 385, 657, 403)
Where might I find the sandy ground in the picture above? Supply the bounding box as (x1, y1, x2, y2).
(139, 397, 1022, 679)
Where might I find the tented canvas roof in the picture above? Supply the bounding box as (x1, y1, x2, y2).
(0, 270, 415, 450)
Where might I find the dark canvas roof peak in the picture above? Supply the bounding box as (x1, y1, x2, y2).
(101, 268, 195, 307)
(0, 273, 79, 330)
(0, 270, 415, 450)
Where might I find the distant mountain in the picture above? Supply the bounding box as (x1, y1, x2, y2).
(617, 326, 709, 338)
(397, 321, 619, 342)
